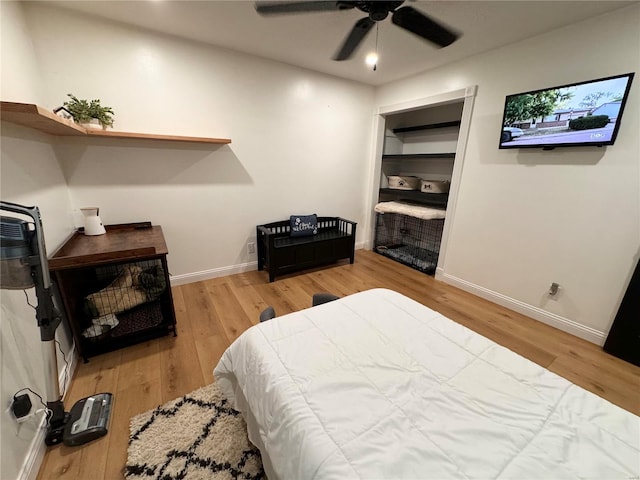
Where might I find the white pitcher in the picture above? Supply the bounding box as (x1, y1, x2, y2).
(81, 207, 106, 235)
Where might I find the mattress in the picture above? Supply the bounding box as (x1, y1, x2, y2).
(214, 288, 639, 480)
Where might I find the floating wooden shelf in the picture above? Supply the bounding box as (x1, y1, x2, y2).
(1, 101, 86, 136)
(84, 129, 231, 144)
(0, 101, 231, 144)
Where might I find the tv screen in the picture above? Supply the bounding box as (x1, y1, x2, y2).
(499, 72, 634, 149)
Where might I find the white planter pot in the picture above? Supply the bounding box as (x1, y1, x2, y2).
(80, 119, 103, 130)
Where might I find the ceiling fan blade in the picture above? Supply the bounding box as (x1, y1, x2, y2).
(333, 17, 375, 61)
(255, 1, 352, 15)
(391, 6, 459, 48)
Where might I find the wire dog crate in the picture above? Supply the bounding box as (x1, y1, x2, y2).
(79, 259, 167, 342)
(374, 212, 444, 274)
(49, 223, 177, 361)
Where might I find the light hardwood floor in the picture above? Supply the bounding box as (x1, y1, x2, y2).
(37, 250, 640, 479)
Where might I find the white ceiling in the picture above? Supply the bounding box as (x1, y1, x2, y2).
(45, 1, 635, 86)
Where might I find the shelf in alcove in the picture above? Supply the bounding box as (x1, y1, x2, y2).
(0, 101, 231, 144)
(379, 188, 448, 207)
(382, 153, 455, 160)
(392, 121, 461, 134)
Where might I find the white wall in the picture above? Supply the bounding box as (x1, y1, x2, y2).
(375, 4, 640, 340)
(2, 2, 637, 478)
(23, 4, 375, 281)
(1, 5, 76, 479)
(0, 1, 44, 104)
(2, 4, 374, 477)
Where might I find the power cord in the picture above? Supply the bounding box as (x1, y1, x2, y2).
(23, 289, 36, 309)
(56, 339, 70, 398)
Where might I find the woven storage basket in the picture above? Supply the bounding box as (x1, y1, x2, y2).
(387, 175, 421, 190)
(420, 180, 450, 194)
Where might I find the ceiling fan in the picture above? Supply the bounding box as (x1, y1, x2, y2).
(254, 1, 460, 61)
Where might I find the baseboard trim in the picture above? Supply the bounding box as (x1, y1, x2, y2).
(21, 413, 50, 480)
(170, 261, 259, 286)
(21, 342, 78, 480)
(437, 271, 606, 345)
(169, 244, 366, 287)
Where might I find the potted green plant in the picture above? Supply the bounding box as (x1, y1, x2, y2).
(63, 94, 115, 129)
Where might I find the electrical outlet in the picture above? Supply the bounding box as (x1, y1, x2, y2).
(247, 242, 256, 254)
(14, 411, 34, 423)
(13, 409, 46, 424)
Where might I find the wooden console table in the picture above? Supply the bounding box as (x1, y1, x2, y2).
(49, 222, 177, 361)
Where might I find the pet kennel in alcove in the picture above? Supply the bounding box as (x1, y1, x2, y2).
(373, 201, 445, 275)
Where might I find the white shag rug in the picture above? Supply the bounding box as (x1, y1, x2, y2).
(126, 383, 265, 480)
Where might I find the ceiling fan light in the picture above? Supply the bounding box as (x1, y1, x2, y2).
(365, 52, 378, 66)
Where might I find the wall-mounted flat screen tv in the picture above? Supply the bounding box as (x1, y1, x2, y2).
(499, 72, 634, 150)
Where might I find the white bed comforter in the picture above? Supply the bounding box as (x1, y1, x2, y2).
(214, 288, 639, 480)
